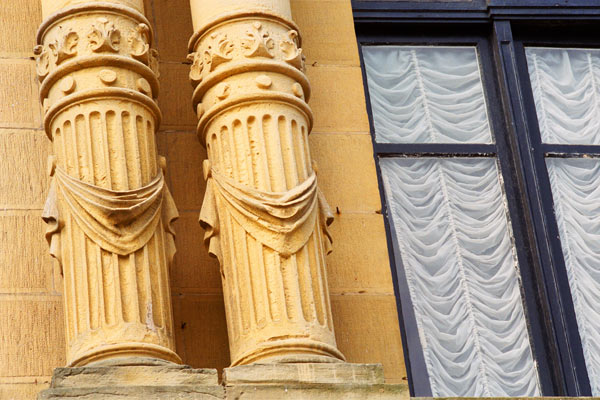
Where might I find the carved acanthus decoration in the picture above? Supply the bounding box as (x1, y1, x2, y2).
(88, 17, 121, 53)
(36, 0, 180, 367)
(280, 30, 305, 71)
(187, 51, 205, 85)
(33, 45, 51, 80)
(187, 33, 233, 85)
(207, 33, 235, 70)
(149, 49, 160, 78)
(49, 28, 79, 65)
(241, 21, 275, 58)
(128, 23, 160, 78)
(128, 23, 151, 62)
(188, 0, 344, 366)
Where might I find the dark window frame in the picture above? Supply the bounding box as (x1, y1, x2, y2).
(353, 1, 600, 397)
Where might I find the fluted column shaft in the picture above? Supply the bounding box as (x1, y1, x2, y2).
(35, 0, 181, 366)
(188, 0, 345, 365)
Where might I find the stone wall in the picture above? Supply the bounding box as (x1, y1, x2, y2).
(0, 0, 405, 398)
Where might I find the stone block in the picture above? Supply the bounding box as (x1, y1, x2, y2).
(326, 213, 394, 294)
(154, 0, 194, 63)
(0, 130, 50, 209)
(40, 386, 223, 399)
(0, 0, 41, 58)
(331, 295, 407, 384)
(307, 65, 370, 134)
(0, 296, 65, 377)
(172, 295, 231, 372)
(158, 64, 198, 130)
(0, 212, 54, 293)
(0, 60, 41, 129)
(310, 133, 381, 213)
(0, 381, 50, 400)
(291, 0, 360, 66)
(172, 212, 222, 292)
(167, 131, 207, 210)
(223, 363, 408, 400)
(38, 361, 224, 400)
(224, 363, 384, 385)
(225, 383, 408, 399)
(51, 359, 218, 387)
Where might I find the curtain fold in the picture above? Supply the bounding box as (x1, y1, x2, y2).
(526, 47, 600, 144)
(363, 46, 493, 144)
(547, 158, 600, 396)
(364, 45, 541, 396)
(380, 158, 540, 397)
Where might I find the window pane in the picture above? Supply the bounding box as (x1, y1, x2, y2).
(547, 158, 600, 395)
(526, 47, 600, 144)
(380, 157, 540, 397)
(363, 46, 493, 144)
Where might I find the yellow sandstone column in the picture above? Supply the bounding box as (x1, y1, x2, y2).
(188, 0, 346, 365)
(35, 0, 181, 366)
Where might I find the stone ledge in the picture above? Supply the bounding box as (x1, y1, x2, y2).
(39, 385, 224, 400)
(223, 363, 408, 399)
(224, 363, 385, 386)
(50, 363, 218, 388)
(38, 359, 224, 400)
(225, 383, 409, 399)
(38, 361, 410, 399)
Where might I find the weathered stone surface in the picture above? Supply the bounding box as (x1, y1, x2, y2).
(225, 383, 408, 400)
(51, 360, 218, 388)
(38, 361, 224, 400)
(222, 363, 407, 399)
(38, 361, 409, 399)
(39, 386, 224, 400)
(224, 363, 384, 385)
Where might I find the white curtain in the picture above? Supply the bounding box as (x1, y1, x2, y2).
(380, 157, 540, 397)
(528, 46, 600, 394)
(363, 46, 493, 144)
(547, 158, 600, 396)
(526, 47, 600, 144)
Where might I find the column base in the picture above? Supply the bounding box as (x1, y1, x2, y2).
(38, 358, 224, 400)
(223, 363, 409, 399)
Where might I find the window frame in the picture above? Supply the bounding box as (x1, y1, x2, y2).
(353, 1, 600, 397)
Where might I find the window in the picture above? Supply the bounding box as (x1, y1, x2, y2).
(525, 46, 600, 395)
(354, 1, 600, 397)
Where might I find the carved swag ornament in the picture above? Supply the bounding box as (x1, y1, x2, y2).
(200, 165, 334, 262)
(43, 162, 178, 265)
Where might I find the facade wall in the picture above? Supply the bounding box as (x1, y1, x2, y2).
(0, 0, 405, 398)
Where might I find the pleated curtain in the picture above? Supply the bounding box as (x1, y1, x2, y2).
(363, 46, 541, 397)
(527, 47, 600, 396)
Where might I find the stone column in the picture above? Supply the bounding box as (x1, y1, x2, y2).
(187, 0, 345, 366)
(35, 0, 181, 367)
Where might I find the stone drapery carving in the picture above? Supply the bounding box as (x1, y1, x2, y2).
(36, 0, 181, 367)
(201, 169, 334, 260)
(188, 0, 345, 365)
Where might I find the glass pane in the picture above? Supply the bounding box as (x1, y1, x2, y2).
(547, 158, 600, 395)
(526, 47, 600, 144)
(380, 157, 540, 397)
(363, 46, 493, 144)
